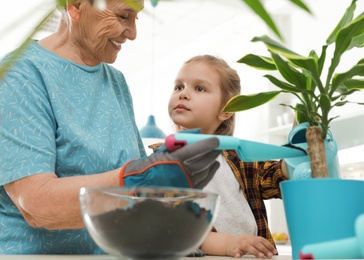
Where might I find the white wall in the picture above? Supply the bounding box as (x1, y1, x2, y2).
(121, 9, 271, 142)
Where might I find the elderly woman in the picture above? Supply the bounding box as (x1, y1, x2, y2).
(0, 0, 220, 254)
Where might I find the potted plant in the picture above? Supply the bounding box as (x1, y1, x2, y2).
(222, 0, 364, 257)
(223, 0, 364, 178)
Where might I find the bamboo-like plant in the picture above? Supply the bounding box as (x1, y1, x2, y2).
(223, 0, 364, 178)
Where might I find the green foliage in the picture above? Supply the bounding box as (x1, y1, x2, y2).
(0, 9, 58, 79)
(242, 0, 311, 41)
(223, 0, 364, 139)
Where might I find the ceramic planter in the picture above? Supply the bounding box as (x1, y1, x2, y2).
(280, 179, 364, 259)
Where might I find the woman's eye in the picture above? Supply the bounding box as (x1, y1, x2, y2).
(115, 12, 129, 20)
(118, 15, 128, 20)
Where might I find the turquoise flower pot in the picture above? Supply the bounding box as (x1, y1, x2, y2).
(280, 179, 364, 259)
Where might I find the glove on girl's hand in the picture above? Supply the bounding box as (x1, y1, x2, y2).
(119, 137, 220, 189)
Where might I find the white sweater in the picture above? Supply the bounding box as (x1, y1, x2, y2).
(203, 155, 257, 236)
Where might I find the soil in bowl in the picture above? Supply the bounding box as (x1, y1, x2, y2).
(90, 199, 212, 259)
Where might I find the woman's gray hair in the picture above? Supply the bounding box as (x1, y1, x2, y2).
(58, 0, 102, 25)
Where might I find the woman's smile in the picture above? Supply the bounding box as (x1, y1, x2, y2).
(109, 39, 122, 50)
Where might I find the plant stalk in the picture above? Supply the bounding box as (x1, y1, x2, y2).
(306, 126, 329, 178)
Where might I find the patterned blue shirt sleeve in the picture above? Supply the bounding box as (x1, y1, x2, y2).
(0, 41, 146, 254)
(0, 68, 57, 184)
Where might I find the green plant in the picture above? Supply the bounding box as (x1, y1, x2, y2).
(223, 0, 364, 178)
(240, 0, 311, 41)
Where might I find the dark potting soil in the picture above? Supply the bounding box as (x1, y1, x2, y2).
(90, 199, 212, 259)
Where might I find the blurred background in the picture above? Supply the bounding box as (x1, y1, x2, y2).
(1, 0, 364, 253)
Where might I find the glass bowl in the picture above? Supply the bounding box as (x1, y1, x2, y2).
(79, 186, 220, 259)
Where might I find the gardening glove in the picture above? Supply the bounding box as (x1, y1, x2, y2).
(119, 135, 220, 189)
(154, 128, 203, 153)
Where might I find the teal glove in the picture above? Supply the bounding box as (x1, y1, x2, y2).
(119, 137, 220, 189)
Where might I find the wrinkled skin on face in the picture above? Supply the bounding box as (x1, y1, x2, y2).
(77, 1, 138, 64)
(49, 0, 144, 66)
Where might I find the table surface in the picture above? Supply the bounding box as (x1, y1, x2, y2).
(0, 255, 292, 260)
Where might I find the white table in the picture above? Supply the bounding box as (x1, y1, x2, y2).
(0, 255, 293, 260)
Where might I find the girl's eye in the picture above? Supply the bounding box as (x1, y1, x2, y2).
(174, 85, 184, 91)
(195, 86, 206, 92)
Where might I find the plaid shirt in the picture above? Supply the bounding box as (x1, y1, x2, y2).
(222, 149, 288, 247)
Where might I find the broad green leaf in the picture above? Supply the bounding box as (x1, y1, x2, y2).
(252, 35, 300, 58)
(0, 9, 57, 79)
(56, 0, 143, 10)
(341, 78, 364, 91)
(317, 45, 328, 75)
(331, 64, 364, 94)
(238, 54, 276, 70)
(295, 103, 310, 124)
(302, 74, 314, 93)
(264, 75, 301, 92)
(253, 36, 325, 90)
(289, 0, 312, 14)
(241, 0, 311, 41)
(287, 54, 318, 73)
(326, 0, 356, 44)
(255, 36, 323, 90)
(334, 87, 359, 96)
(327, 11, 364, 83)
(308, 50, 319, 60)
(347, 31, 364, 50)
(223, 91, 281, 112)
(333, 101, 349, 107)
(286, 56, 323, 91)
(242, 0, 283, 40)
(270, 53, 307, 89)
(117, 0, 143, 11)
(57, 0, 66, 8)
(335, 78, 364, 96)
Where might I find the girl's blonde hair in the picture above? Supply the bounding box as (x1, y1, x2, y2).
(182, 55, 241, 136)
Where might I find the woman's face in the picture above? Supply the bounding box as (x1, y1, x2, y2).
(168, 61, 227, 134)
(72, 0, 143, 65)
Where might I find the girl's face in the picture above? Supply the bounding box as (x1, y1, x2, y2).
(71, 0, 143, 65)
(168, 61, 230, 134)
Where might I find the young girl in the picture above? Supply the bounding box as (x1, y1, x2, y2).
(168, 55, 288, 258)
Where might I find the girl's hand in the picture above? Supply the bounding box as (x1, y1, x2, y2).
(224, 235, 278, 259)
